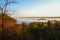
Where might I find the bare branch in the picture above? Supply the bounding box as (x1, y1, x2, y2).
(0, 4, 1, 9)
(0, 0, 17, 14)
(2, 0, 17, 14)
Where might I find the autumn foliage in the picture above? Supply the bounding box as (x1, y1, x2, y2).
(0, 14, 60, 40)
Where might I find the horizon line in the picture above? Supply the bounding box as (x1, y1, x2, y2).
(12, 17, 60, 18)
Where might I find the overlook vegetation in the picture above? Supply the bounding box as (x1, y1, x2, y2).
(0, 14, 60, 40)
(0, 0, 60, 40)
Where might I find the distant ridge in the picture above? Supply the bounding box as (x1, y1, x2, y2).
(13, 17, 60, 18)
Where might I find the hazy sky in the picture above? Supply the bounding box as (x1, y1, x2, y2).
(10, 0, 60, 17)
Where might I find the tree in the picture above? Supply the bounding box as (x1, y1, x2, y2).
(0, 0, 17, 28)
(0, 0, 16, 14)
(0, 0, 17, 39)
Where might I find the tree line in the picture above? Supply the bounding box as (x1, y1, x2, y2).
(0, 15, 60, 40)
(0, 0, 60, 40)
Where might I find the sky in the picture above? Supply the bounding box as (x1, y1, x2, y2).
(7, 0, 60, 17)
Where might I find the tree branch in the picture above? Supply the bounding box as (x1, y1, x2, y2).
(3, 0, 17, 14)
